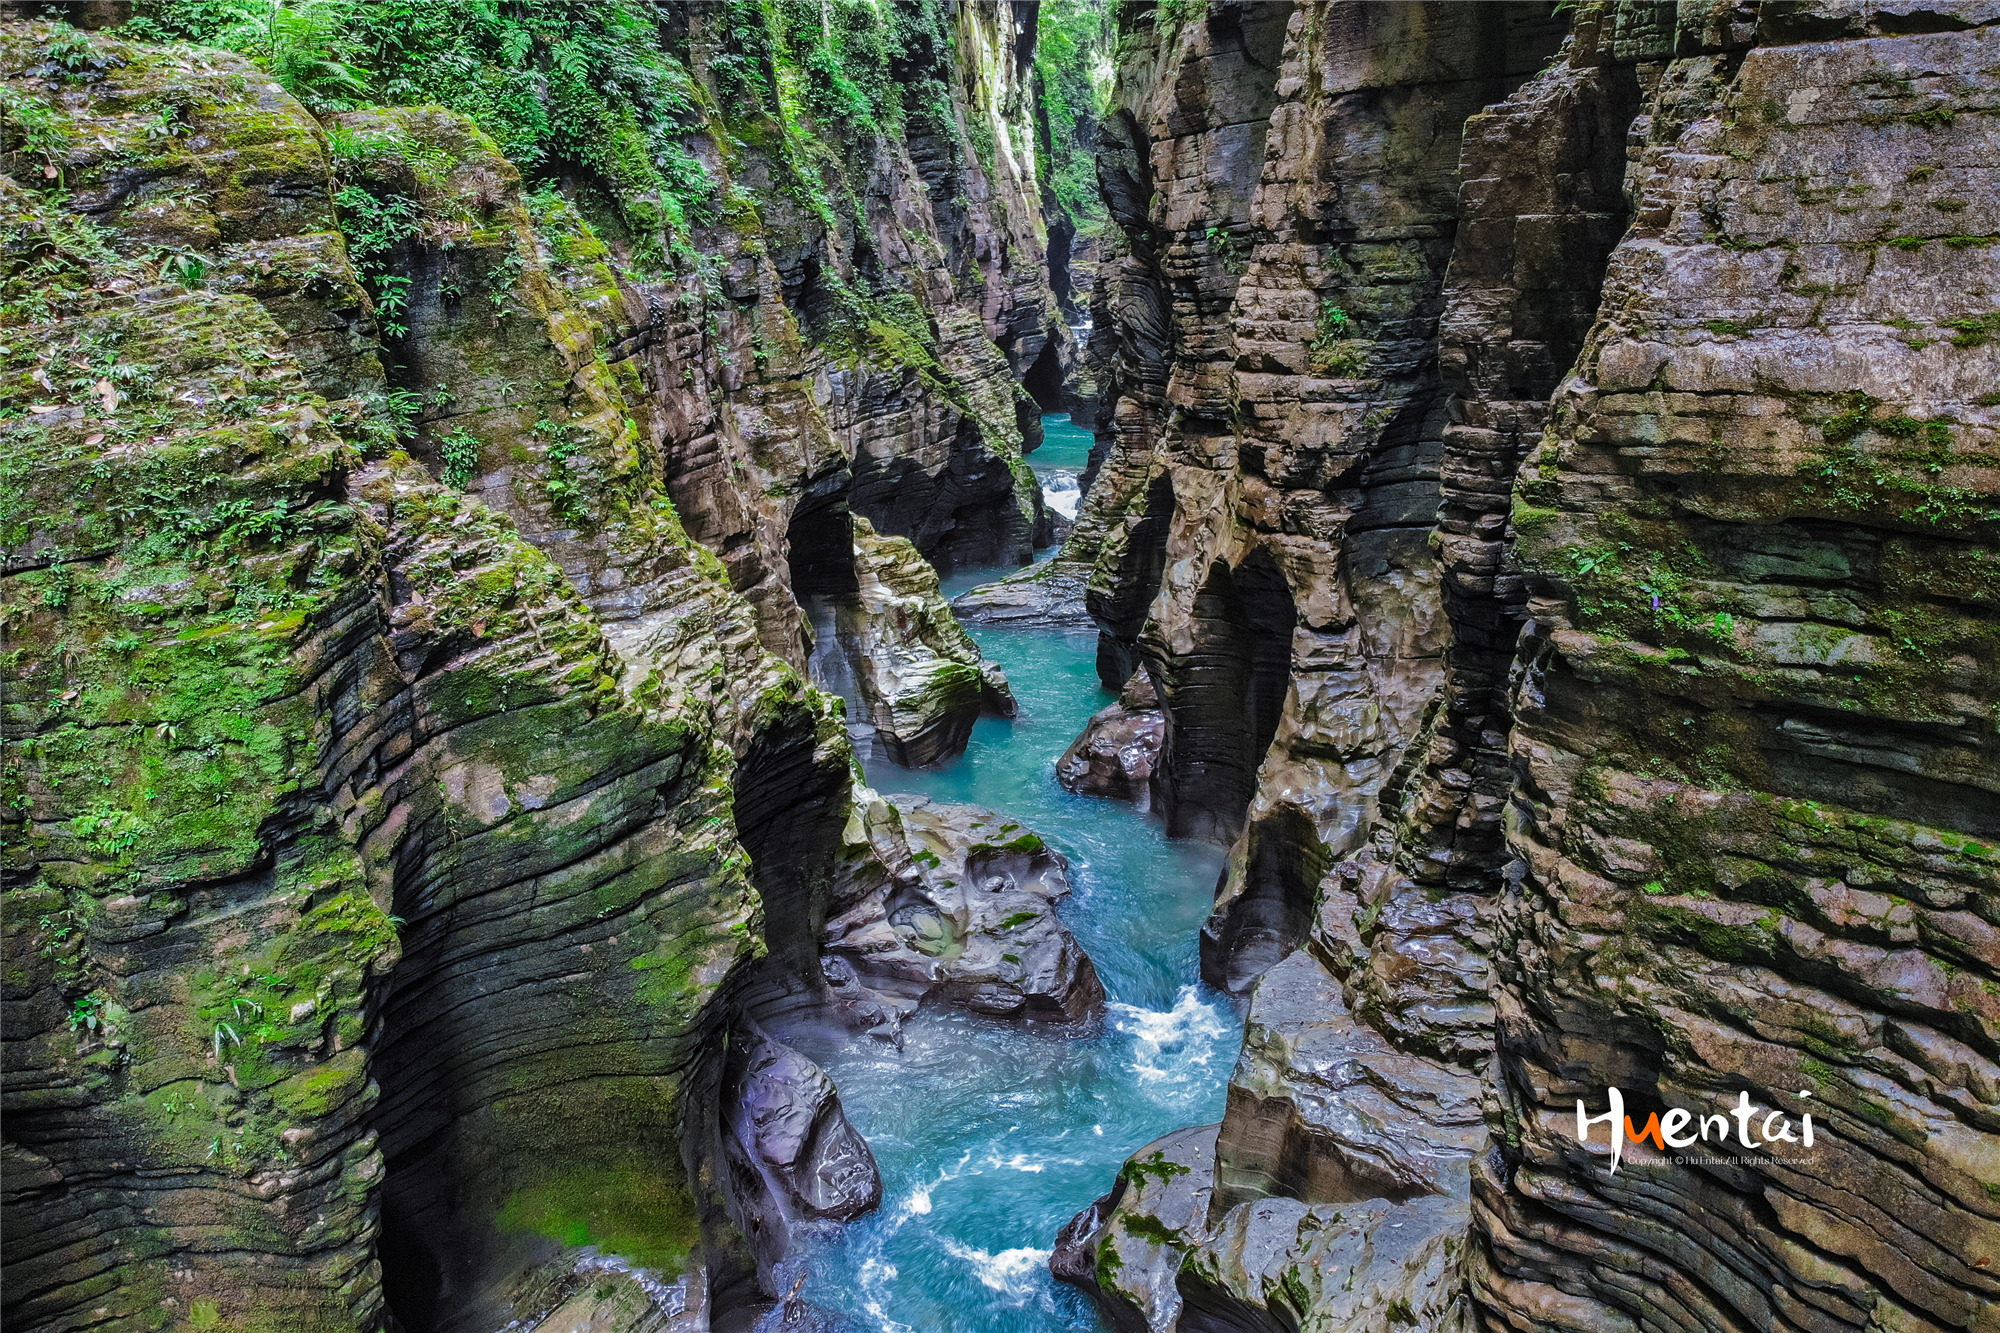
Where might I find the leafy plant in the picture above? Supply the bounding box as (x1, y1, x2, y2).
(68, 991, 107, 1034)
(214, 0, 370, 111)
(436, 427, 480, 489)
(0, 85, 72, 183)
(1309, 302, 1368, 375)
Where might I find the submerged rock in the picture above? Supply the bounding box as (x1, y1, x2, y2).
(813, 517, 1015, 768)
(1056, 670, 1165, 804)
(823, 793, 1105, 1033)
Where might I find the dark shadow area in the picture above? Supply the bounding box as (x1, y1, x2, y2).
(1023, 338, 1065, 412)
(1089, 470, 1175, 690)
(1199, 808, 1327, 993)
(1153, 547, 1295, 844)
(784, 487, 858, 602)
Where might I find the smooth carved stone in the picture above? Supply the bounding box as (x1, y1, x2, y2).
(728, 1032, 881, 1223)
(1211, 950, 1489, 1215)
(1056, 670, 1166, 803)
(1180, 1191, 1475, 1333)
(823, 794, 1106, 1034)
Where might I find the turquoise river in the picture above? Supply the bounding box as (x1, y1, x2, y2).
(777, 415, 1242, 1331)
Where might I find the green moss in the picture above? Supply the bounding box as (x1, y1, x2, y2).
(972, 832, 1045, 857)
(1095, 1237, 1123, 1284)
(495, 1165, 700, 1276)
(1118, 1212, 1179, 1246)
(997, 910, 1041, 931)
(270, 1049, 368, 1119)
(1119, 1150, 1192, 1188)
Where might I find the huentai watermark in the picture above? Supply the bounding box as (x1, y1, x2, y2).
(1575, 1087, 1815, 1173)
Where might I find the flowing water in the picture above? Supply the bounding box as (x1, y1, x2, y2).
(778, 418, 1240, 1332)
(1022, 412, 1094, 524)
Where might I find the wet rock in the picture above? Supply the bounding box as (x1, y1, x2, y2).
(494, 1251, 707, 1333)
(1181, 1191, 1473, 1333)
(813, 517, 1014, 768)
(1209, 951, 1487, 1215)
(1079, 7, 2000, 1333)
(1056, 671, 1165, 803)
(727, 1030, 881, 1224)
(950, 559, 1098, 628)
(823, 793, 1105, 1033)
(1051, 1124, 1219, 1333)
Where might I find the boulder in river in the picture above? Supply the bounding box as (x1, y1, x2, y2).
(1050, 1124, 1218, 1333)
(950, 558, 1098, 628)
(1056, 671, 1165, 804)
(823, 793, 1106, 1034)
(726, 1029, 882, 1224)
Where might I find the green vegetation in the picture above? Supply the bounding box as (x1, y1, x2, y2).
(495, 1165, 701, 1275)
(1118, 1212, 1179, 1246)
(1035, 0, 1112, 229)
(1798, 391, 1993, 529)
(1120, 1149, 1192, 1187)
(436, 426, 480, 489)
(1309, 301, 1368, 375)
(1550, 536, 1741, 648)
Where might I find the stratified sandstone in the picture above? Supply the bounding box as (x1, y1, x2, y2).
(1476, 7, 2000, 1333)
(809, 516, 1015, 768)
(0, 4, 1077, 1329)
(1061, 5, 2000, 1333)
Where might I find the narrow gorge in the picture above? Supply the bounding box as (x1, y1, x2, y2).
(2, 4, 1994, 1333)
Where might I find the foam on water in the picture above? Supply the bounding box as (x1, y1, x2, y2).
(778, 459, 1244, 1331)
(1111, 986, 1233, 1088)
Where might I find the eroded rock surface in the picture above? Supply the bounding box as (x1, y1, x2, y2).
(824, 793, 1106, 1034)
(1056, 669, 1166, 803)
(809, 516, 1014, 768)
(718, 1028, 881, 1278)
(0, 6, 1072, 1330)
(1063, 5, 2000, 1333)
(951, 557, 1100, 628)
(1051, 1124, 1219, 1333)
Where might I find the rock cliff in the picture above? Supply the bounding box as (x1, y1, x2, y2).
(1058, 3, 1999, 1333)
(0, 5, 1084, 1331)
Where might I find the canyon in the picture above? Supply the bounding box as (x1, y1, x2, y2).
(2, 4, 1995, 1333)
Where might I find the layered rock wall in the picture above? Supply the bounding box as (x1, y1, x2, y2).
(1061, 5, 2000, 1333)
(0, 4, 1083, 1330)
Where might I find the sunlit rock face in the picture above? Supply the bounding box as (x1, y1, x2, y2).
(1061, 3, 2000, 1333)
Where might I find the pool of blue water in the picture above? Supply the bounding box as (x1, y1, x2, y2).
(780, 505, 1239, 1330)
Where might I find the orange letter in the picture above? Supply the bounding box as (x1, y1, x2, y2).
(1625, 1113, 1666, 1151)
